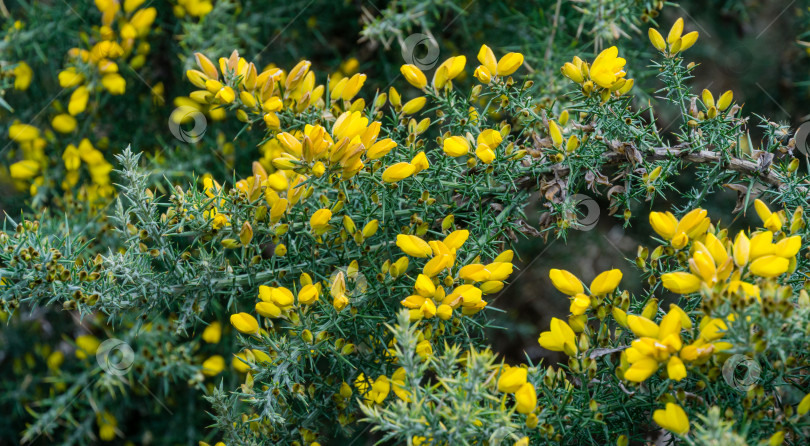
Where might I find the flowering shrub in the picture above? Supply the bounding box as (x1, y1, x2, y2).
(1, 1, 810, 445)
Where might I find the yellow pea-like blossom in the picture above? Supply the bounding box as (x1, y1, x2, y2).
(202, 321, 222, 344)
(537, 317, 577, 356)
(443, 136, 470, 157)
(589, 269, 623, 295)
(497, 366, 527, 393)
(68, 86, 90, 115)
(514, 382, 537, 414)
(101, 73, 126, 95)
(653, 403, 689, 435)
(10, 160, 40, 180)
(310, 208, 333, 234)
(475, 44, 524, 79)
(396, 234, 432, 258)
(382, 162, 416, 183)
(201, 355, 225, 376)
(52, 114, 77, 133)
(75, 334, 101, 359)
(589, 46, 627, 89)
(549, 269, 584, 296)
(400, 64, 427, 89)
(230, 312, 259, 334)
(649, 208, 710, 249)
(401, 97, 427, 115)
(298, 284, 320, 305)
(13, 61, 33, 90)
(432, 55, 466, 89)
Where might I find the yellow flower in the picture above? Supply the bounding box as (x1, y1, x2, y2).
(230, 312, 259, 334)
(52, 114, 77, 133)
(9, 160, 40, 180)
(75, 334, 101, 359)
(497, 366, 527, 393)
(68, 86, 90, 115)
(310, 208, 332, 234)
(749, 255, 789, 278)
(201, 355, 225, 376)
(410, 151, 430, 173)
(436, 304, 453, 320)
(8, 123, 40, 142)
(476, 44, 524, 77)
(13, 61, 33, 90)
(298, 284, 320, 305)
(401, 97, 427, 115)
(443, 136, 470, 157)
(432, 55, 466, 89)
(548, 120, 563, 146)
(101, 73, 126, 95)
(473, 65, 491, 84)
(514, 382, 537, 414)
(549, 269, 584, 296)
(97, 411, 117, 441)
(415, 339, 433, 359)
(255, 301, 281, 318)
(798, 393, 810, 415)
(589, 269, 622, 295)
(201, 321, 222, 343)
(497, 52, 524, 76)
(569, 293, 590, 316)
(537, 317, 577, 356)
(648, 28, 667, 52)
(475, 144, 495, 164)
(362, 220, 379, 238)
(58, 68, 84, 88)
(653, 403, 689, 435)
(382, 162, 416, 183)
(396, 234, 432, 258)
(649, 208, 709, 248)
(400, 64, 427, 89)
(215, 86, 236, 103)
(589, 46, 626, 89)
(754, 199, 784, 232)
(561, 61, 584, 83)
(341, 73, 367, 101)
(716, 90, 733, 111)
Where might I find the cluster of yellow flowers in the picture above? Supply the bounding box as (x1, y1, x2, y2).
(535, 199, 807, 437)
(654, 201, 803, 294)
(398, 230, 514, 321)
(561, 46, 633, 100)
(6, 0, 157, 201)
(172, 0, 214, 18)
(497, 366, 537, 415)
(647, 18, 699, 58)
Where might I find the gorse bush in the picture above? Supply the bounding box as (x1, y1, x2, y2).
(1, 1, 810, 445)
